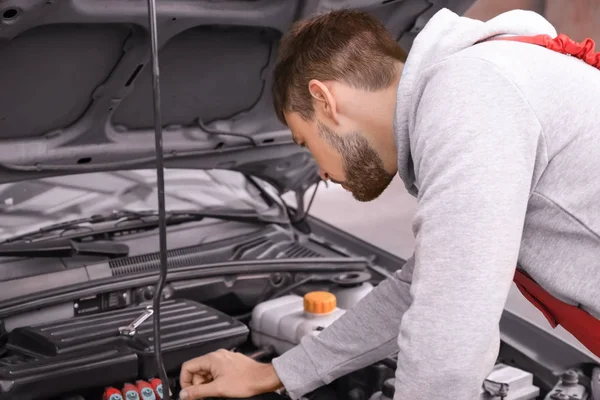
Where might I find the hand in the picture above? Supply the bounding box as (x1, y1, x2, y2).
(179, 349, 284, 399)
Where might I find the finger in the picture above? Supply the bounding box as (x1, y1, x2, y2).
(192, 373, 208, 386)
(180, 356, 212, 388)
(179, 369, 193, 389)
(179, 382, 221, 400)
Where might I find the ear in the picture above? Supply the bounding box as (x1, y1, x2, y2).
(308, 79, 339, 124)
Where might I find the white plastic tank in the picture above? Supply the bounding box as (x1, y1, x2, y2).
(250, 291, 346, 354)
(332, 282, 373, 309)
(330, 271, 374, 310)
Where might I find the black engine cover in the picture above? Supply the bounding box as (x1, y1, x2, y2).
(0, 299, 248, 400)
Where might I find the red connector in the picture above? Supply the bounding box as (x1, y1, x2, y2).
(122, 383, 141, 400)
(150, 378, 165, 399)
(103, 387, 124, 400)
(137, 380, 157, 400)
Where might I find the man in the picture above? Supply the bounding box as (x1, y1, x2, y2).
(178, 7, 600, 400)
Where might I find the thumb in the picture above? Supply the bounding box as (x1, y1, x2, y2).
(179, 381, 221, 400)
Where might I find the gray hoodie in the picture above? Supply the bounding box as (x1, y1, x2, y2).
(272, 8, 600, 400)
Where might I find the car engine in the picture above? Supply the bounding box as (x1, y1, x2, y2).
(0, 299, 249, 400)
(0, 283, 599, 400)
(0, 291, 365, 400)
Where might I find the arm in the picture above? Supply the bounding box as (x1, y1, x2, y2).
(178, 257, 418, 400)
(392, 57, 544, 399)
(272, 256, 417, 399)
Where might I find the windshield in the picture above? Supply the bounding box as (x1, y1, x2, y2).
(0, 169, 272, 241)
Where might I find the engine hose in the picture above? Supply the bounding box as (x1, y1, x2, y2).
(145, 0, 170, 398)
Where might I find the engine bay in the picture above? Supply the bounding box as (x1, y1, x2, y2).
(0, 220, 399, 400)
(0, 290, 392, 400)
(0, 222, 598, 400)
(0, 216, 597, 400)
(1, 282, 599, 400)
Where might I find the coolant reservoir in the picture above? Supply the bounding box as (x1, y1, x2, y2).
(250, 291, 346, 354)
(330, 271, 374, 309)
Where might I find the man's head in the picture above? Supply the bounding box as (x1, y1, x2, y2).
(272, 10, 407, 201)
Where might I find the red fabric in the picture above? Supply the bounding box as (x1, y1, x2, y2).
(487, 33, 600, 358)
(493, 33, 600, 69)
(513, 269, 600, 358)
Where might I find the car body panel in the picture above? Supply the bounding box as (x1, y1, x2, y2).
(0, 0, 475, 193)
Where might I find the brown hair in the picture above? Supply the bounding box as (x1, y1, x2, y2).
(272, 9, 407, 125)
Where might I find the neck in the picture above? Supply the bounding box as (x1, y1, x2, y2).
(360, 62, 404, 175)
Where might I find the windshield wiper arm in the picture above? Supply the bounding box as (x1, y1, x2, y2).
(0, 239, 129, 259)
(0, 209, 286, 244)
(0, 210, 151, 244)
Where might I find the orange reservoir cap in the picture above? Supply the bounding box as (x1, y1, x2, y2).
(303, 291, 336, 314)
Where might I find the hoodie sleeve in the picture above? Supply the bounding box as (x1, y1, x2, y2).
(392, 57, 543, 399)
(271, 256, 416, 399)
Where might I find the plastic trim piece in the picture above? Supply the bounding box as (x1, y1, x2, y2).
(0, 299, 248, 399)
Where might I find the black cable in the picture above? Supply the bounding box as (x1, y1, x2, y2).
(145, 0, 170, 398)
(198, 119, 258, 146)
(294, 180, 320, 223)
(304, 181, 320, 216)
(267, 274, 316, 300)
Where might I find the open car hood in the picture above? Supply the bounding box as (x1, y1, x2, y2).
(0, 0, 475, 194)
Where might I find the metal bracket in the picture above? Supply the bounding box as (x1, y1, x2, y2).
(118, 305, 154, 337)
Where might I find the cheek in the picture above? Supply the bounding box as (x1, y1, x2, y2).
(307, 137, 346, 177)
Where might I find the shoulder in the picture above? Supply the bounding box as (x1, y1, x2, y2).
(416, 52, 516, 98)
(412, 53, 530, 119)
(408, 51, 543, 149)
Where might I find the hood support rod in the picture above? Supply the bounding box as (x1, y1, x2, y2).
(145, 0, 171, 398)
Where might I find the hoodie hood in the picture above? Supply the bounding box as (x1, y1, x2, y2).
(393, 8, 557, 195)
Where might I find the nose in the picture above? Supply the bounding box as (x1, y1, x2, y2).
(319, 169, 329, 181)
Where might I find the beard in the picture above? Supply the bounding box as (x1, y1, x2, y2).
(317, 122, 395, 202)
